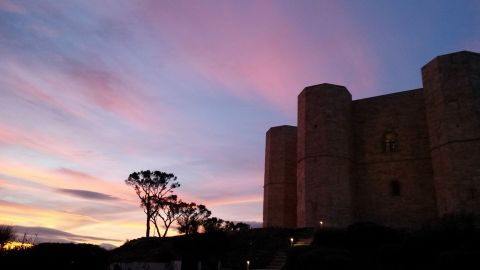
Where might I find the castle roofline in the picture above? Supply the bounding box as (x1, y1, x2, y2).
(421, 50, 480, 70)
(267, 125, 297, 133)
(298, 83, 351, 97)
(353, 88, 422, 103)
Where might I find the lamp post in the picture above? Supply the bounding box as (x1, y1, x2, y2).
(290, 237, 294, 247)
(246, 260, 250, 270)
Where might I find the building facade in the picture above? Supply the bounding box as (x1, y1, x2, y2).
(263, 50, 480, 228)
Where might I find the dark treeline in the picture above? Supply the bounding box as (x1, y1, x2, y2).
(0, 243, 108, 270)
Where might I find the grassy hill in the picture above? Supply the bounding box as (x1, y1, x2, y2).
(110, 227, 313, 269)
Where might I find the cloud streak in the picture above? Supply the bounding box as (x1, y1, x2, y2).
(12, 225, 119, 244)
(57, 189, 117, 201)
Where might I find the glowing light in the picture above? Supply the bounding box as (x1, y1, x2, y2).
(2, 241, 33, 250)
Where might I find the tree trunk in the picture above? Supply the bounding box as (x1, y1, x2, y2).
(146, 214, 151, 238)
(152, 218, 162, 237)
(162, 223, 170, 237)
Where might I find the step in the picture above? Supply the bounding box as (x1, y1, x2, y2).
(265, 251, 287, 270)
(293, 237, 313, 247)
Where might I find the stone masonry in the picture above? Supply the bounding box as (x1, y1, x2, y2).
(263, 126, 297, 227)
(263, 50, 480, 229)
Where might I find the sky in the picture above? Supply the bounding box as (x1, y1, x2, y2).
(0, 0, 479, 247)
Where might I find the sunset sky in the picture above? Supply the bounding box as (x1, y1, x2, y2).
(0, 0, 479, 247)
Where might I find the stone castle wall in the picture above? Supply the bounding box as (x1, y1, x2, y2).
(352, 89, 437, 228)
(422, 51, 480, 217)
(297, 85, 353, 228)
(263, 50, 480, 229)
(263, 125, 297, 227)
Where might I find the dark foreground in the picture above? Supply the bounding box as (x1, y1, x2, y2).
(2, 218, 480, 270)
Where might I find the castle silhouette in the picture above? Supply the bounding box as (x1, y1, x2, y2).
(263, 50, 480, 228)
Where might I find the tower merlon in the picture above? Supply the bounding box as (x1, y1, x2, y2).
(421, 50, 480, 71)
(298, 83, 352, 99)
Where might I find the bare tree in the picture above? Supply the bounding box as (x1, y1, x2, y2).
(151, 195, 183, 237)
(125, 170, 180, 237)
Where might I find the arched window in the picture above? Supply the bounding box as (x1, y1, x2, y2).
(390, 180, 401, 196)
(383, 132, 398, 153)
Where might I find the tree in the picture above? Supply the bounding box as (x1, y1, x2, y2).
(202, 217, 225, 233)
(151, 195, 183, 237)
(125, 170, 180, 238)
(0, 225, 14, 250)
(233, 222, 251, 231)
(201, 217, 251, 233)
(176, 202, 211, 234)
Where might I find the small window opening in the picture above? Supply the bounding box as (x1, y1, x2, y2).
(470, 188, 476, 199)
(383, 132, 398, 153)
(391, 180, 401, 196)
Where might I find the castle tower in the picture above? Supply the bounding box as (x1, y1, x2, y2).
(422, 51, 480, 217)
(263, 125, 297, 228)
(297, 84, 354, 228)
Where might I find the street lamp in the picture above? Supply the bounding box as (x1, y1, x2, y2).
(246, 260, 250, 270)
(290, 237, 294, 247)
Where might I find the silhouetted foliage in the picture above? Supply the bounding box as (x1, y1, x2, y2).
(202, 217, 252, 233)
(151, 195, 183, 237)
(201, 217, 225, 233)
(176, 202, 211, 234)
(0, 225, 14, 250)
(125, 170, 180, 238)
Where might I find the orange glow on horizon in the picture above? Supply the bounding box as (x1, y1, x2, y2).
(2, 241, 33, 250)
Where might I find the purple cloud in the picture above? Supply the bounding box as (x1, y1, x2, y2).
(57, 188, 117, 201)
(12, 225, 119, 244)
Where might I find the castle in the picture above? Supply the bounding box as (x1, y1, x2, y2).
(263, 50, 480, 229)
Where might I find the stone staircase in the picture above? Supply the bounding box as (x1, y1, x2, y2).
(250, 237, 314, 270)
(264, 251, 287, 270)
(247, 251, 286, 270)
(293, 237, 313, 247)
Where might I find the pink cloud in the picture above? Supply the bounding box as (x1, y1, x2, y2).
(206, 194, 262, 207)
(2, 54, 162, 132)
(63, 63, 155, 128)
(0, 0, 26, 14)
(55, 167, 97, 181)
(1, 57, 169, 164)
(0, 126, 88, 162)
(136, 1, 380, 113)
(3, 66, 91, 121)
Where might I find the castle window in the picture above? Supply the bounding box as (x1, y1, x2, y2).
(470, 187, 476, 199)
(383, 132, 398, 153)
(390, 180, 401, 196)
